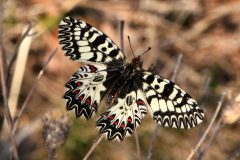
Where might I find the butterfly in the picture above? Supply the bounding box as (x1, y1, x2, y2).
(58, 16, 204, 141)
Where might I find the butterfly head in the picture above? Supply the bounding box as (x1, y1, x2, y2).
(130, 56, 143, 70)
(131, 56, 141, 64)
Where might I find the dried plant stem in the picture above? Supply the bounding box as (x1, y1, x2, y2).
(199, 70, 211, 106)
(83, 135, 104, 160)
(171, 54, 183, 82)
(0, 0, 19, 160)
(147, 124, 158, 160)
(7, 24, 33, 88)
(12, 48, 57, 134)
(134, 130, 141, 160)
(147, 54, 183, 160)
(197, 116, 224, 160)
(8, 26, 34, 118)
(186, 92, 226, 160)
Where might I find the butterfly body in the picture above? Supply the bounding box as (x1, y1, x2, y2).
(59, 17, 204, 141)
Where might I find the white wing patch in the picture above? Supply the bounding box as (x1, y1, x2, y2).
(142, 72, 204, 129)
(64, 64, 108, 119)
(96, 90, 147, 141)
(58, 17, 125, 64)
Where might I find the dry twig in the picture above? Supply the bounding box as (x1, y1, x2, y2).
(134, 130, 142, 160)
(186, 92, 226, 160)
(0, 0, 19, 159)
(6, 24, 34, 89)
(8, 26, 34, 118)
(12, 48, 57, 135)
(196, 116, 224, 160)
(83, 135, 104, 160)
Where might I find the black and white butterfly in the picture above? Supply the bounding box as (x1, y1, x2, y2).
(58, 16, 204, 141)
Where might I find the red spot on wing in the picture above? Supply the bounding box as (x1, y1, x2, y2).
(77, 82, 82, 86)
(93, 101, 98, 110)
(108, 115, 115, 120)
(127, 117, 132, 123)
(113, 121, 118, 126)
(74, 90, 79, 95)
(86, 97, 91, 106)
(79, 95, 84, 100)
(121, 123, 125, 129)
(136, 99, 145, 105)
(88, 65, 97, 72)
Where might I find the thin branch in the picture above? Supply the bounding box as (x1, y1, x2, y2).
(186, 92, 226, 160)
(8, 24, 33, 71)
(6, 24, 33, 90)
(147, 53, 183, 160)
(171, 53, 183, 82)
(199, 70, 211, 105)
(195, 70, 211, 159)
(197, 116, 224, 160)
(147, 124, 158, 160)
(8, 26, 34, 118)
(134, 130, 141, 160)
(0, 0, 12, 127)
(0, 119, 41, 159)
(0, 0, 19, 159)
(12, 48, 57, 134)
(83, 135, 104, 160)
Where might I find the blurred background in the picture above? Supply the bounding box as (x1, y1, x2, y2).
(0, 0, 240, 160)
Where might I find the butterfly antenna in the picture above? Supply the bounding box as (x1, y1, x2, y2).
(120, 20, 125, 53)
(139, 47, 151, 58)
(127, 36, 136, 58)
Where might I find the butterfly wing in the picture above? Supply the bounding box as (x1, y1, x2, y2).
(142, 71, 204, 129)
(58, 17, 125, 64)
(59, 17, 126, 119)
(96, 90, 147, 141)
(64, 64, 109, 119)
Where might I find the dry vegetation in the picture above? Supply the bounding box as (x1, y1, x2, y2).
(0, 0, 240, 160)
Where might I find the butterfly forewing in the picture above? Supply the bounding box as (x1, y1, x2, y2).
(58, 17, 125, 64)
(142, 71, 204, 129)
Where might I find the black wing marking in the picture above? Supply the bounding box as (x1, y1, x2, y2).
(142, 71, 204, 129)
(58, 17, 125, 64)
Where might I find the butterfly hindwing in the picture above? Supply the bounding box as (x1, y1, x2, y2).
(96, 90, 147, 141)
(64, 64, 108, 119)
(58, 17, 125, 64)
(142, 72, 204, 129)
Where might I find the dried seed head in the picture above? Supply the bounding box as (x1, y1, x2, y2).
(223, 93, 240, 124)
(42, 113, 71, 154)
